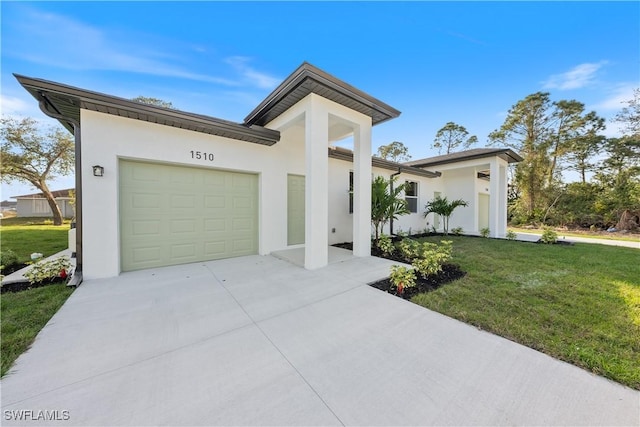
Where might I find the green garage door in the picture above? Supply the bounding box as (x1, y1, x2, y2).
(120, 160, 258, 272)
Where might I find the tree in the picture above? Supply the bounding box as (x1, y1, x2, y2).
(614, 88, 640, 138)
(131, 96, 174, 109)
(432, 122, 478, 155)
(1, 117, 74, 225)
(371, 176, 409, 243)
(489, 92, 605, 221)
(376, 141, 411, 162)
(423, 196, 468, 235)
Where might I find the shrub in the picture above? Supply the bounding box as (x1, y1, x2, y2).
(377, 234, 395, 256)
(24, 257, 72, 284)
(0, 249, 19, 269)
(506, 230, 518, 240)
(541, 227, 558, 244)
(411, 240, 453, 278)
(452, 226, 464, 236)
(480, 227, 490, 238)
(389, 265, 416, 295)
(398, 238, 421, 260)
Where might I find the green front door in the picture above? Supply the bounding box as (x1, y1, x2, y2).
(119, 160, 258, 272)
(287, 174, 305, 245)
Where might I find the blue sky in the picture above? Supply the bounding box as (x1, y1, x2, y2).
(2, 1, 639, 199)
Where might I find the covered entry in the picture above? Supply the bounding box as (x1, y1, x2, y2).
(119, 160, 258, 271)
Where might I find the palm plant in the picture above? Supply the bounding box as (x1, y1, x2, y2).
(423, 196, 468, 235)
(371, 176, 409, 244)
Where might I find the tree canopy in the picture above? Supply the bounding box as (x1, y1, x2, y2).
(131, 96, 175, 109)
(1, 116, 74, 225)
(432, 122, 478, 155)
(376, 141, 411, 162)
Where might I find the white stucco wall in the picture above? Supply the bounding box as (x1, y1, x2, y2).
(81, 109, 311, 279)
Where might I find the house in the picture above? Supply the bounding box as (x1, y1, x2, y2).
(13, 188, 75, 219)
(15, 62, 520, 281)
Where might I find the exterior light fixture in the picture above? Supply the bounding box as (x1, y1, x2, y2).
(92, 165, 104, 177)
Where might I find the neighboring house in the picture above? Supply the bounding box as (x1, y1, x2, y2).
(13, 189, 75, 219)
(15, 62, 520, 280)
(1, 200, 17, 211)
(404, 148, 522, 236)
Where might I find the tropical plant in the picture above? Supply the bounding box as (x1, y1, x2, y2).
(411, 240, 453, 278)
(541, 227, 558, 244)
(0, 249, 19, 270)
(389, 265, 416, 295)
(506, 230, 518, 240)
(423, 196, 468, 235)
(398, 238, 421, 260)
(480, 227, 490, 238)
(452, 226, 464, 236)
(24, 256, 71, 284)
(377, 234, 395, 256)
(371, 176, 409, 244)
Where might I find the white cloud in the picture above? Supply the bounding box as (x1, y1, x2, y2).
(0, 94, 30, 115)
(593, 83, 637, 110)
(225, 56, 281, 90)
(543, 61, 608, 90)
(4, 8, 238, 86)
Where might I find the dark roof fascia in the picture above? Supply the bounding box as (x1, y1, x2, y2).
(328, 148, 440, 178)
(244, 62, 401, 127)
(13, 188, 74, 199)
(14, 74, 280, 146)
(406, 149, 523, 168)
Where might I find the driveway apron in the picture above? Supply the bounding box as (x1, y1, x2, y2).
(1, 254, 638, 426)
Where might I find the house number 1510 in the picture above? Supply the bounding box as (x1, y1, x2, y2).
(190, 151, 215, 161)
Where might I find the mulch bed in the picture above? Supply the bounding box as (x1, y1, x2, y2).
(369, 263, 466, 300)
(333, 240, 467, 300)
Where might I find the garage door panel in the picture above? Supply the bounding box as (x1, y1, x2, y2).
(120, 160, 258, 272)
(131, 220, 161, 236)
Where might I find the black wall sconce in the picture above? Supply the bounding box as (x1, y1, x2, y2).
(92, 165, 104, 177)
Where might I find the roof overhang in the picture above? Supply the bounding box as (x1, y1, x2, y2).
(405, 148, 523, 168)
(244, 62, 401, 127)
(329, 147, 440, 178)
(14, 74, 280, 146)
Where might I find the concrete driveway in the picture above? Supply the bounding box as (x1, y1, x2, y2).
(2, 251, 638, 426)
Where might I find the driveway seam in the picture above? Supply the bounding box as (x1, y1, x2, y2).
(206, 263, 347, 427)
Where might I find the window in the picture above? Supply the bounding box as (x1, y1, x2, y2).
(349, 171, 354, 214)
(405, 181, 418, 213)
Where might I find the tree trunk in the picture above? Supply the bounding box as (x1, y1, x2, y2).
(39, 183, 64, 226)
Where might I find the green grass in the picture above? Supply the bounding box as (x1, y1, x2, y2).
(1, 217, 71, 264)
(1, 283, 74, 376)
(410, 236, 640, 390)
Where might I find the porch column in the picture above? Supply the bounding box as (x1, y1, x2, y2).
(489, 158, 500, 237)
(304, 97, 329, 269)
(498, 163, 508, 236)
(353, 122, 372, 257)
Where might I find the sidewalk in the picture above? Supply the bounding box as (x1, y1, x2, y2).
(515, 231, 640, 249)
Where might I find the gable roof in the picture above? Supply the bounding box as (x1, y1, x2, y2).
(404, 148, 523, 168)
(14, 75, 281, 146)
(13, 188, 74, 199)
(244, 62, 401, 127)
(328, 147, 440, 178)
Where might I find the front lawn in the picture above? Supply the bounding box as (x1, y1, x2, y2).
(1, 283, 74, 377)
(1, 217, 71, 270)
(409, 236, 640, 390)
